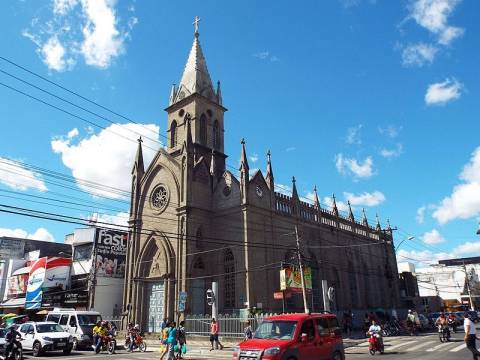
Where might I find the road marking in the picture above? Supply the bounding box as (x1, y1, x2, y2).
(356, 341, 370, 347)
(407, 340, 436, 351)
(426, 342, 453, 352)
(450, 343, 467, 352)
(386, 340, 417, 350)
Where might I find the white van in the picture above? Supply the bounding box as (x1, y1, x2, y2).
(46, 308, 102, 350)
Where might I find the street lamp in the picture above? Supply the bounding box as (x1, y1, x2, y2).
(395, 236, 415, 252)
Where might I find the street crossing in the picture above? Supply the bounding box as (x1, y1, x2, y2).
(346, 334, 468, 355)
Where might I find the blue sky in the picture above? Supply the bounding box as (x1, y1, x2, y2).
(0, 0, 479, 268)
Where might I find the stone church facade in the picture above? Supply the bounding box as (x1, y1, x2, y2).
(123, 24, 400, 331)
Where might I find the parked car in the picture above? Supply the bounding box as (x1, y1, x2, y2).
(233, 313, 345, 360)
(46, 308, 101, 350)
(18, 321, 73, 357)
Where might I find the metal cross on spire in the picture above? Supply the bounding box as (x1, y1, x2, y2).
(193, 16, 201, 34)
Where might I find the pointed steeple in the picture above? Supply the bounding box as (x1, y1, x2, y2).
(169, 83, 177, 105)
(132, 137, 144, 177)
(239, 138, 249, 173)
(292, 176, 298, 199)
(266, 150, 274, 190)
(361, 208, 369, 227)
(375, 213, 382, 232)
(216, 80, 222, 105)
(210, 149, 216, 176)
(347, 200, 354, 221)
(313, 185, 321, 210)
(331, 194, 339, 217)
(173, 17, 216, 104)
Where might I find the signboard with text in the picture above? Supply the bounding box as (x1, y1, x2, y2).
(95, 228, 128, 278)
(280, 267, 312, 292)
(7, 274, 29, 296)
(25, 257, 47, 310)
(0, 238, 24, 259)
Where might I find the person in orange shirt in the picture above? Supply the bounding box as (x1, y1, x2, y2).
(209, 318, 224, 351)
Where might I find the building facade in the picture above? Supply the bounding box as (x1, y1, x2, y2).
(123, 23, 400, 330)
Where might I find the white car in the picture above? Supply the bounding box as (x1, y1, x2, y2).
(18, 321, 73, 357)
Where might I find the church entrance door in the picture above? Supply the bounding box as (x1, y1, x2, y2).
(147, 281, 165, 333)
(191, 279, 206, 314)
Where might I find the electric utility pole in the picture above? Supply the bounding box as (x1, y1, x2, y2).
(462, 262, 475, 311)
(295, 225, 309, 314)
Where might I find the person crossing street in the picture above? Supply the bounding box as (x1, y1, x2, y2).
(464, 312, 480, 360)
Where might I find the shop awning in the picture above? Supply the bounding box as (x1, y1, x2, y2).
(12, 266, 31, 276)
(0, 298, 25, 308)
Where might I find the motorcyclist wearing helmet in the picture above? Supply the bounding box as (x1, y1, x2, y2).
(5, 324, 22, 360)
(447, 313, 457, 332)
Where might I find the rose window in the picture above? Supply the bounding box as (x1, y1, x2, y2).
(151, 185, 169, 211)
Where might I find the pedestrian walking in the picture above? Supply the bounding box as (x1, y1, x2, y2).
(209, 318, 224, 351)
(166, 321, 177, 360)
(159, 321, 171, 360)
(464, 312, 480, 360)
(176, 321, 187, 359)
(342, 310, 353, 337)
(244, 320, 253, 340)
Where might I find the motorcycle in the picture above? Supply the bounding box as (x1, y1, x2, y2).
(438, 325, 450, 343)
(2, 341, 23, 360)
(368, 332, 384, 355)
(124, 334, 147, 352)
(95, 335, 116, 354)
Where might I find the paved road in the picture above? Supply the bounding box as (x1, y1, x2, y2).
(18, 332, 473, 359)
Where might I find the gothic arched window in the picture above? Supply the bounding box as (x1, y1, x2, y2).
(170, 120, 177, 148)
(200, 114, 207, 145)
(195, 228, 203, 249)
(224, 249, 235, 309)
(213, 120, 219, 150)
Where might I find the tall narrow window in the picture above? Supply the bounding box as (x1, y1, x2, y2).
(195, 228, 203, 249)
(348, 262, 358, 309)
(200, 114, 207, 145)
(213, 120, 219, 149)
(224, 249, 235, 309)
(170, 120, 177, 148)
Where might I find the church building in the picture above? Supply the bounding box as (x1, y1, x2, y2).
(123, 20, 401, 331)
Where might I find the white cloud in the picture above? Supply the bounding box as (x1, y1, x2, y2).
(80, 0, 125, 68)
(253, 51, 280, 62)
(23, 0, 136, 71)
(0, 158, 47, 192)
(88, 211, 129, 228)
(416, 205, 426, 224)
(40, 36, 75, 72)
(335, 154, 374, 179)
(409, 0, 464, 45)
(323, 196, 350, 213)
(67, 128, 79, 139)
(345, 124, 363, 145)
(378, 125, 402, 138)
(380, 143, 403, 158)
(344, 191, 386, 207)
(249, 154, 259, 163)
(425, 78, 463, 105)
(0, 227, 55, 242)
(402, 43, 438, 67)
(422, 229, 446, 244)
(397, 240, 480, 265)
(285, 147, 296, 152)
(51, 123, 161, 199)
(433, 147, 480, 224)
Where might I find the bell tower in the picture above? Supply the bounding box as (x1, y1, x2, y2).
(165, 16, 227, 172)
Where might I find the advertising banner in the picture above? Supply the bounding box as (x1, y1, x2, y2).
(25, 257, 47, 310)
(95, 228, 127, 278)
(280, 267, 312, 292)
(7, 274, 29, 296)
(44, 257, 71, 289)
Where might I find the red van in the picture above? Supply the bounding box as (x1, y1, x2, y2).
(233, 313, 345, 360)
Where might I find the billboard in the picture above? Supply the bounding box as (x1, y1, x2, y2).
(44, 257, 71, 289)
(7, 274, 29, 296)
(95, 228, 127, 278)
(280, 267, 312, 292)
(25, 257, 47, 310)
